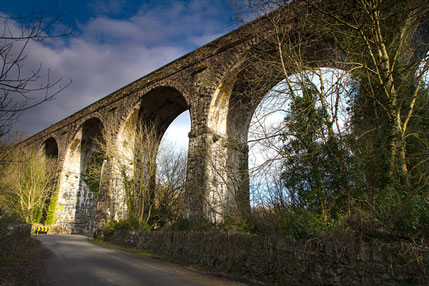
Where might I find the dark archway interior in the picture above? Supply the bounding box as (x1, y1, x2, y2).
(138, 86, 189, 136)
(44, 137, 58, 159)
(74, 117, 104, 234)
(80, 117, 104, 171)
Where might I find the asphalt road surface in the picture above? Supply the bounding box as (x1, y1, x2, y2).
(35, 235, 250, 286)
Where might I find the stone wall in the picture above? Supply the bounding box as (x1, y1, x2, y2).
(100, 230, 428, 285)
(0, 224, 32, 258)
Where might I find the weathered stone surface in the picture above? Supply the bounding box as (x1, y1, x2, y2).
(101, 230, 428, 285)
(0, 224, 32, 258)
(18, 2, 429, 238)
(17, 14, 258, 234)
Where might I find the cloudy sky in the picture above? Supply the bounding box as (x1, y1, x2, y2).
(2, 0, 236, 146)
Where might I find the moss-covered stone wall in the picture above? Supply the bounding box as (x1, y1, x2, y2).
(0, 224, 32, 258)
(101, 230, 428, 285)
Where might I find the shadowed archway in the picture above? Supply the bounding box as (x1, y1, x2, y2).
(108, 86, 189, 224)
(57, 117, 104, 233)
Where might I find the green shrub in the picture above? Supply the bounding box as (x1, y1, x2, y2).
(45, 188, 60, 225)
(365, 187, 429, 238)
(275, 209, 325, 239)
(103, 217, 151, 232)
(170, 216, 216, 232)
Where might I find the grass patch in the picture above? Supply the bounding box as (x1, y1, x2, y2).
(158, 254, 178, 263)
(88, 238, 177, 263)
(187, 265, 196, 271)
(136, 251, 156, 258)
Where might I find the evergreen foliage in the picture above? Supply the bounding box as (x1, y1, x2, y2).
(236, 0, 429, 240)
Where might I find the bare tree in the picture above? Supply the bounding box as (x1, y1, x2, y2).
(0, 9, 71, 138)
(94, 121, 187, 229)
(230, 0, 429, 236)
(153, 143, 187, 228)
(0, 147, 56, 223)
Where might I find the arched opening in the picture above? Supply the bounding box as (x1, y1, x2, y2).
(154, 110, 190, 228)
(205, 64, 276, 222)
(111, 86, 189, 229)
(43, 137, 58, 160)
(248, 68, 354, 214)
(207, 52, 355, 223)
(41, 137, 59, 224)
(57, 117, 104, 234)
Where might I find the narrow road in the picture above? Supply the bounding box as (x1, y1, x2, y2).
(35, 235, 247, 286)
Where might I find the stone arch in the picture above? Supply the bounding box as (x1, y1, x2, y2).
(43, 137, 59, 160)
(203, 60, 261, 222)
(41, 136, 60, 179)
(204, 41, 321, 220)
(183, 55, 256, 221)
(109, 85, 190, 222)
(37, 136, 60, 224)
(138, 86, 190, 134)
(205, 45, 352, 221)
(56, 117, 104, 234)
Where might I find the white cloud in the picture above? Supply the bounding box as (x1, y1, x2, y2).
(161, 111, 191, 151)
(8, 0, 232, 139)
(83, 17, 144, 43)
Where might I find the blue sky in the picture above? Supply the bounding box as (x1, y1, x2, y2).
(3, 0, 236, 142)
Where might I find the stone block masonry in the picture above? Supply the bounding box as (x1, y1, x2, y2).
(100, 230, 428, 285)
(0, 224, 32, 258)
(17, 0, 429, 240)
(17, 15, 258, 233)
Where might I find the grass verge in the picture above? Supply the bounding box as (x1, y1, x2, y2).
(88, 238, 178, 264)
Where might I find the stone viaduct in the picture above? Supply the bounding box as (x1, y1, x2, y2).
(18, 12, 277, 234)
(17, 1, 383, 234)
